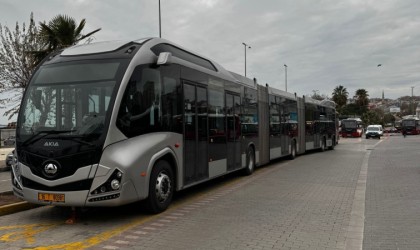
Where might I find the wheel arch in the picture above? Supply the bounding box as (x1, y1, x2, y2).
(246, 142, 257, 166)
(145, 147, 179, 198)
(289, 138, 297, 159)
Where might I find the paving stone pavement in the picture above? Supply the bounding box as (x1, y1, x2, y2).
(93, 140, 368, 250)
(363, 135, 420, 250)
(3, 137, 419, 249)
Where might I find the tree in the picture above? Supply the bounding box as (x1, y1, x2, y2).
(0, 13, 42, 120)
(0, 14, 101, 120)
(341, 103, 359, 116)
(35, 15, 101, 64)
(311, 90, 322, 100)
(331, 85, 348, 114)
(383, 113, 396, 125)
(362, 110, 382, 126)
(400, 102, 410, 116)
(310, 90, 328, 101)
(354, 89, 369, 107)
(354, 89, 369, 114)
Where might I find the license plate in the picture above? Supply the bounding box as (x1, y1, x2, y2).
(38, 193, 65, 203)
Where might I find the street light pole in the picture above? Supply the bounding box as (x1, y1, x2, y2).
(242, 42, 251, 77)
(412, 86, 415, 115)
(159, 0, 162, 38)
(284, 64, 288, 92)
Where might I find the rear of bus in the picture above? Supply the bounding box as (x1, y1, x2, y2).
(340, 119, 363, 137)
(401, 119, 420, 135)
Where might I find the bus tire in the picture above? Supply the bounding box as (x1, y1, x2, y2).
(146, 160, 174, 214)
(242, 147, 255, 176)
(329, 137, 335, 150)
(289, 140, 296, 160)
(320, 138, 326, 152)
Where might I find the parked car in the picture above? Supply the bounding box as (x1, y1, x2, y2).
(5, 150, 14, 169)
(365, 125, 383, 139)
(3, 136, 15, 146)
(385, 127, 399, 134)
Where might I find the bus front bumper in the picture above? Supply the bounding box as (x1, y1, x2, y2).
(13, 180, 138, 207)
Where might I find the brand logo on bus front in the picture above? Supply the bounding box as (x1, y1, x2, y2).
(44, 163, 58, 176)
(44, 141, 59, 147)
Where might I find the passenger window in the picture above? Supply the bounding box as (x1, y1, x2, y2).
(117, 66, 162, 137)
(117, 64, 181, 138)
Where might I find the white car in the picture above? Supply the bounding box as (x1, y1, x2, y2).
(365, 125, 383, 139)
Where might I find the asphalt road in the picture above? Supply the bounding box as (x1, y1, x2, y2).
(0, 134, 419, 250)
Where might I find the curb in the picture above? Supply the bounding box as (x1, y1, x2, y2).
(0, 159, 10, 172)
(0, 201, 39, 216)
(0, 201, 38, 216)
(0, 166, 10, 172)
(0, 191, 40, 216)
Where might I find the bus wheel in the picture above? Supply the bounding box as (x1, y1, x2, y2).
(320, 138, 326, 152)
(329, 137, 335, 150)
(242, 147, 255, 176)
(289, 141, 296, 160)
(146, 160, 174, 214)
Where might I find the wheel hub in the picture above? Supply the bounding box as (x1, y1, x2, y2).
(155, 172, 171, 203)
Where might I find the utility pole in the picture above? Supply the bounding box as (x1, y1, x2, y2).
(159, 0, 162, 38)
(242, 42, 251, 77)
(412, 86, 415, 115)
(284, 64, 288, 92)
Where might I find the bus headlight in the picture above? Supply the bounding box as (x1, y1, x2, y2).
(11, 161, 23, 190)
(91, 169, 123, 195)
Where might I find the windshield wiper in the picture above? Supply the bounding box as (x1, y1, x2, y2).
(21, 130, 77, 147)
(58, 136, 95, 147)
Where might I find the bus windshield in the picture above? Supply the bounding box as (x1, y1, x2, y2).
(402, 120, 416, 126)
(341, 120, 357, 128)
(18, 60, 126, 143)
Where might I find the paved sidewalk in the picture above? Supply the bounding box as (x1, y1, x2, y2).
(93, 141, 367, 250)
(364, 135, 420, 249)
(2, 137, 419, 249)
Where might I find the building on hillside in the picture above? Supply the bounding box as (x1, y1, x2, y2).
(389, 106, 401, 114)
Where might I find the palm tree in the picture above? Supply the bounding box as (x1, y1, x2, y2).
(332, 85, 348, 113)
(354, 89, 369, 114)
(34, 15, 101, 64)
(354, 89, 369, 106)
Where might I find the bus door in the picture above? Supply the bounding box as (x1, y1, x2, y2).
(280, 107, 290, 156)
(269, 96, 281, 160)
(313, 121, 322, 148)
(226, 93, 241, 171)
(183, 82, 208, 185)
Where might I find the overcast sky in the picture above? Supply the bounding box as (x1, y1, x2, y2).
(1, 0, 420, 124)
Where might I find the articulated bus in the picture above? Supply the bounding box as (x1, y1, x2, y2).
(401, 116, 420, 135)
(11, 38, 336, 213)
(394, 120, 402, 132)
(340, 118, 363, 137)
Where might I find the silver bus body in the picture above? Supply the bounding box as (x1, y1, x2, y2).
(12, 38, 336, 213)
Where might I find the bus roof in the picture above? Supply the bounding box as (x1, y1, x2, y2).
(402, 115, 419, 120)
(61, 38, 151, 56)
(60, 37, 260, 89)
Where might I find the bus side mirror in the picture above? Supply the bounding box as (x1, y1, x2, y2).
(157, 52, 172, 65)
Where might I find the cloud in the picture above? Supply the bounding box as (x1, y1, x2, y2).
(1, 0, 420, 123)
